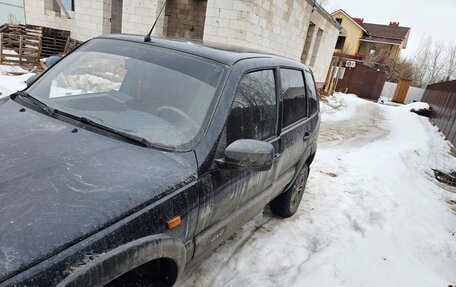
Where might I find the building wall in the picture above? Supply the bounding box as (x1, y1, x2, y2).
(24, 0, 110, 41)
(203, 0, 339, 83)
(332, 10, 363, 55)
(308, 10, 339, 84)
(23, 0, 339, 83)
(121, 0, 166, 36)
(204, 0, 311, 59)
(164, 0, 207, 39)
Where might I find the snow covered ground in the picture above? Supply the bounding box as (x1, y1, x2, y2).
(0, 65, 33, 99)
(178, 93, 456, 286)
(0, 69, 455, 286)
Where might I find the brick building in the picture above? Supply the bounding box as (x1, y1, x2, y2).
(23, 0, 340, 83)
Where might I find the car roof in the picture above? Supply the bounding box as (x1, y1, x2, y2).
(98, 34, 308, 68)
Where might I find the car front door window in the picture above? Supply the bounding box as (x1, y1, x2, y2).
(226, 69, 277, 145)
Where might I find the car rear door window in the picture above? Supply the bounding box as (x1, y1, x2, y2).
(226, 70, 277, 144)
(281, 69, 307, 127)
(305, 71, 319, 115)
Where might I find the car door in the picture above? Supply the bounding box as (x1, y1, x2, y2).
(276, 68, 312, 178)
(193, 69, 282, 258)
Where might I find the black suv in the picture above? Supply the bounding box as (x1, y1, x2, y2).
(0, 35, 320, 287)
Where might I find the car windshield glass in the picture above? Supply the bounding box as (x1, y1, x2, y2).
(27, 39, 225, 149)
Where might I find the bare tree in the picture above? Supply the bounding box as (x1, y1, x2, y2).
(362, 43, 387, 67)
(383, 58, 415, 83)
(426, 41, 446, 84)
(314, 0, 329, 8)
(444, 43, 456, 81)
(412, 36, 432, 86)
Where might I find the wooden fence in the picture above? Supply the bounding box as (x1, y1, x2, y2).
(335, 63, 385, 101)
(422, 80, 456, 146)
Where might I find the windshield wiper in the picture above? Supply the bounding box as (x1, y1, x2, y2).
(16, 91, 55, 116)
(71, 114, 154, 148)
(15, 91, 156, 149)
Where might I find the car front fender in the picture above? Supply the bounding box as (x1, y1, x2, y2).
(56, 234, 186, 287)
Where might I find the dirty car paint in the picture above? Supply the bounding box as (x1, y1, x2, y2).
(0, 98, 198, 283)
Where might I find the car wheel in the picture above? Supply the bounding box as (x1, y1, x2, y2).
(270, 165, 309, 218)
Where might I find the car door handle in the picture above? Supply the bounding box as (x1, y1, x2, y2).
(303, 132, 311, 140)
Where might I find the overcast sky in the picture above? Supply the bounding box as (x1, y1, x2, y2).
(326, 0, 456, 59)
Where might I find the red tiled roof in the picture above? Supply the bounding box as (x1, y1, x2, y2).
(360, 23, 410, 41)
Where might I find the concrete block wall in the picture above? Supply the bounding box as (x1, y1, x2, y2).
(203, 0, 339, 83)
(204, 0, 312, 60)
(24, 0, 339, 83)
(24, 0, 109, 41)
(121, 0, 166, 36)
(308, 10, 339, 83)
(164, 0, 207, 39)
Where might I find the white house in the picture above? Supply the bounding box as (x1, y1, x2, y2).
(23, 0, 340, 83)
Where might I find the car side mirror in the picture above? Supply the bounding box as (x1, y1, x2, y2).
(26, 73, 41, 87)
(216, 139, 274, 171)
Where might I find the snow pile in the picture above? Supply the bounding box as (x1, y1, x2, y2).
(400, 101, 431, 112)
(377, 96, 391, 104)
(0, 72, 34, 99)
(320, 93, 364, 123)
(179, 94, 456, 287)
(0, 65, 29, 76)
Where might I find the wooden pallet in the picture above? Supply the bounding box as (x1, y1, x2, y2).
(0, 24, 70, 62)
(0, 32, 42, 68)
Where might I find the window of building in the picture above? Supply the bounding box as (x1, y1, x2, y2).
(301, 23, 316, 64)
(225, 70, 277, 145)
(336, 18, 342, 24)
(281, 69, 307, 127)
(45, 0, 74, 17)
(335, 36, 346, 50)
(61, 0, 75, 12)
(305, 71, 319, 115)
(310, 28, 323, 66)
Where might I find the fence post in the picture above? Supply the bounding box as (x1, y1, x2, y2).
(0, 33, 3, 64)
(19, 35, 23, 65)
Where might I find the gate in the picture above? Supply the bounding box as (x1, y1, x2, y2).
(335, 63, 385, 101)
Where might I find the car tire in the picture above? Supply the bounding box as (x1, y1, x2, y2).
(270, 164, 309, 218)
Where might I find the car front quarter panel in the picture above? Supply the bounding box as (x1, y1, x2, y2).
(56, 234, 186, 287)
(1, 181, 199, 287)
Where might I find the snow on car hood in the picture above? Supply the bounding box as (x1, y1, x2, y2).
(0, 98, 197, 282)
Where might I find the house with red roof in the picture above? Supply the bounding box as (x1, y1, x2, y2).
(331, 9, 411, 62)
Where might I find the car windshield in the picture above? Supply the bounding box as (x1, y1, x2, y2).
(27, 38, 226, 149)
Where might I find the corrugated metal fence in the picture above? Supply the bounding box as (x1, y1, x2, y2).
(335, 63, 385, 101)
(422, 80, 456, 146)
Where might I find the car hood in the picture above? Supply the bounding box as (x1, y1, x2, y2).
(0, 98, 197, 282)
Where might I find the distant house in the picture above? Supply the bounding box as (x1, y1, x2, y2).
(331, 9, 410, 62)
